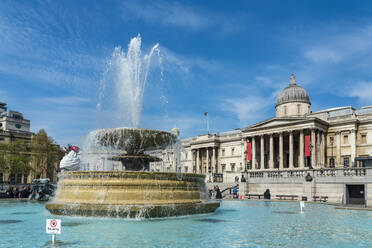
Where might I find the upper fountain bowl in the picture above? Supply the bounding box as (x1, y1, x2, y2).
(89, 128, 177, 154)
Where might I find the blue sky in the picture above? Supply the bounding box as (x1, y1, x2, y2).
(1, 0, 372, 146)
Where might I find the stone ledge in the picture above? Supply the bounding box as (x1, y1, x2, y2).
(46, 201, 220, 218)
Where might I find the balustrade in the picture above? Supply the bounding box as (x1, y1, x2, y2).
(316, 169, 336, 177)
(249, 172, 264, 178)
(286, 170, 307, 177)
(247, 167, 370, 180)
(343, 168, 366, 177)
(267, 171, 283, 178)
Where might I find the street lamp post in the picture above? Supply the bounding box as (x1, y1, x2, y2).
(242, 150, 248, 182)
(309, 144, 313, 169)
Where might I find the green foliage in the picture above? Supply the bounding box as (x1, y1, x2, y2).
(0, 129, 60, 176)
(0, 143, 7, 172)
(30, 129, 61, 175)
(0, 140, 30, 173)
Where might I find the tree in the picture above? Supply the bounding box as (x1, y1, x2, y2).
(30, 129, 61, 179)
(5, 140, 30, 174)
(0, 140, 31, 174)
(0, 143, 8, 173)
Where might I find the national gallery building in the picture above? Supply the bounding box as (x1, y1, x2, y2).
(162, 75, 372, 182)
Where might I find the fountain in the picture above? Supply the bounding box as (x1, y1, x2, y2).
(45, 35, 220, 218)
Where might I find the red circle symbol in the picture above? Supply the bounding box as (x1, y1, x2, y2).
(50, 219, 57, 228)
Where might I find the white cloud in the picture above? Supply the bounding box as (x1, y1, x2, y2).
(122, 1, 210, 30)
(303, 25, 372, 64)
(140, 112, 206, 137)
(348, 82, 372, 105)
(222, 95, 273, 127)
(121, 0, 242, 33)
(304, 48, 342, 64)
(28, 105, 97, 145)
(33, 96, 91, 105)
(0, 2, 104, 89)
(161, 46, 225, 73)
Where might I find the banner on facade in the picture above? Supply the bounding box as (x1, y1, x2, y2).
(247, 142, 252, 161)
(305, 135, 311, 157)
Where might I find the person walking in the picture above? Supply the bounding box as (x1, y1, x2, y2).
(215, 186, 222, 199)
(233, 187, 238, 199)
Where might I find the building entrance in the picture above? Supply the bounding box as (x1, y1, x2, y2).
(345, 184, 365, 205)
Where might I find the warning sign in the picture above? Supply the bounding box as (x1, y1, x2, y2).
(46, 219, 61, 234)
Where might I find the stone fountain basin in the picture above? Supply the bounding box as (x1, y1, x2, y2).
(45, 171, 220, 218)
(91, 128, 177, 154)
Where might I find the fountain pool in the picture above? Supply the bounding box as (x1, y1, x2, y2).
(2, 200, 372, 247)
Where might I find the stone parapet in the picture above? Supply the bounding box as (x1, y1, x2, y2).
(246, 167, 372, 206)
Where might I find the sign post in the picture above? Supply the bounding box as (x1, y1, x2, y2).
(46, 219, 61, 244)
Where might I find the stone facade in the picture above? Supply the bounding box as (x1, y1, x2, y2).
(0, 102, 32, 144)
(0, 102, 34, 184)
(0, 102, 59, 184)
(171, 75, 372, 181)
(149, 75, 372, 206)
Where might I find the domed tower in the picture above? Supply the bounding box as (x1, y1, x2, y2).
(276, 75, 311, 117)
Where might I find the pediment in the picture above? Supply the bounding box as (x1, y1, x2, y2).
(243, 117, 312, 131)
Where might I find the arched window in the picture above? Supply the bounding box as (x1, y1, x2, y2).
(297, 104, 301, 114)
(284, 106, 287, 116)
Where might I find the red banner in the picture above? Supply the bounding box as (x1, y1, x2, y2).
(305, 135, 311, 157)
(247, 142, 252, 161)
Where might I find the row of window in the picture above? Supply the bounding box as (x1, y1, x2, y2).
(188, 147, 238, 158)
(0, 123, 22, 129)
(329, 134, 367, 145)
(219, 163, 244, 172)
(282, 104, 308, 116)
(221, 148, 235, 157)
(329, 157, 351, 167)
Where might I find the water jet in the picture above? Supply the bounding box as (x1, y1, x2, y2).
(46, 35, 220, 218)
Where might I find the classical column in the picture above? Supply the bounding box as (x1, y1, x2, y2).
(206, 148, 210, 174)
(289, 131, 294, 169)
(279, 132, 283, 170)
(299, 130, 305, 168)
(323, 132, 327, 166)
(317, 131, 321, 167)
(241, 138, 246, 162)
(311, 129, 316, 168)
(260, 135, 265, 169)
(217, 148, 222, 173)
(320, 131, 325, 166)
(212, 147, 216, 173)
(350, 129, 356, 167)
(196, 149, 200, 174)
(269, 134, 274, 169)
(252, 136, 256, 169)
(193, 150, 196, 173)
(336, 131, 341, 166)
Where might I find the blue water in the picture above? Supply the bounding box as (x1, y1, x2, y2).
(0, 200, 371, 248)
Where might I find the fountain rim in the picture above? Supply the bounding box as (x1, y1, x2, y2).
(89, 127, 178, 134)
(58, 171, 206, 181)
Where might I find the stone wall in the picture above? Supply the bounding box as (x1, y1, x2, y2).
(245, 168, 372, 206)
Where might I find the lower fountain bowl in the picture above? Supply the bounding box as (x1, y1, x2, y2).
(45, 171, 220, 218)
(46, 202, 220, 218)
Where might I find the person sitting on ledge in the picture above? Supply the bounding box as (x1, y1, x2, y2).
(264, 189, 271, 200)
